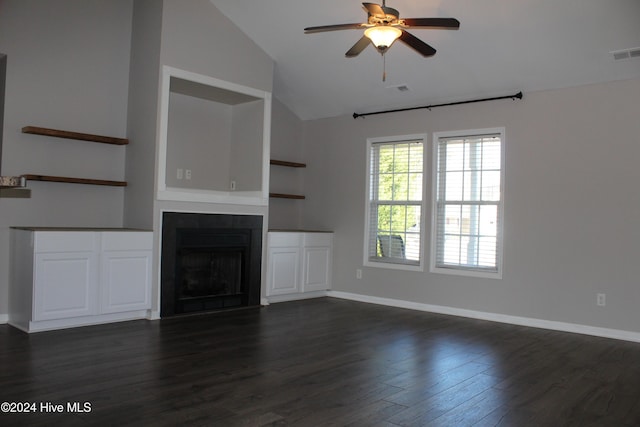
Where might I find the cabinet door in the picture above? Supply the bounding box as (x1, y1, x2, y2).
(267, 246, 301, 296)
(100, 250, 152, 313)
(33, 252, 98, 321)
(301, 233, 333, 293)
(302, 246, 332, 292)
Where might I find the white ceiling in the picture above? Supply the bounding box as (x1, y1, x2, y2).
(210, 0, 640, 121)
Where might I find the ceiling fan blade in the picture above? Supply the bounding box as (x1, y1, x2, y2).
(399, 30, 437, 57)
(304, 23, 365, 33)
(402, 18, 460, 29)
(345, 36, 371, 57)
(362, 2, 385, 16)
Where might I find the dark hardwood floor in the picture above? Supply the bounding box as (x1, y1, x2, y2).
(1, 297, 640, 426)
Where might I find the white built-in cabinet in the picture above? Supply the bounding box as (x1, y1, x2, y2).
(9, 228, 152, 332)
(266, 231, 333, 302)
(99, 232, 153, 314)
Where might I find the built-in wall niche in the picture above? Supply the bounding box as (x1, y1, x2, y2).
(157, 66, 271, 205)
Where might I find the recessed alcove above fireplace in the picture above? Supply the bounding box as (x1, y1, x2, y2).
(156, 66, 271, 206)
(161, 212, 262, 317)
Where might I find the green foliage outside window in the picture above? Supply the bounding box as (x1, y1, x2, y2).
(373, 142, 423, 258)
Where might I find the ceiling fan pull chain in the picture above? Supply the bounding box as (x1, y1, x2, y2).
(383, 53, 387, 82)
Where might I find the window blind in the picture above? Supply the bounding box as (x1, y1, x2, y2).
(434, 133, 502, 272)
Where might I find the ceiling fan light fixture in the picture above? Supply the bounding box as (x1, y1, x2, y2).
(305, 2, 460, 59)
(364, 26, 402, 51)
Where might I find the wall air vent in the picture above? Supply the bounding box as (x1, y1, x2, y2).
(611, 47, 640, 61)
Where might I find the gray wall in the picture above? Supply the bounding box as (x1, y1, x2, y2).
(301, 78, 640, 333)
(230, 100, 265, 192)
(124, 0, 163, 230)
(157, 0, 274, 203)
(0, 0, 133, 315)
(165, 95, 266, 193)
(160, 0, 273, 94)
(268, 98, 305, 229)
(165, 92, 232, 190)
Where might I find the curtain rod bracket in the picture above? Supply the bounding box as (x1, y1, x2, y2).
(353, 91, 523, 119)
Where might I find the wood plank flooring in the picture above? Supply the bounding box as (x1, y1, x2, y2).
(1, 297, 640, 426)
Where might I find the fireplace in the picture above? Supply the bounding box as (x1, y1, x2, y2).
(161, 212, 262, 317)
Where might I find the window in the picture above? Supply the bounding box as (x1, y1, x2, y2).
(365, 134, 426, 270)
(431, 128, 504, 278)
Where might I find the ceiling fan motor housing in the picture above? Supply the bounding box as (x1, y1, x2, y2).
(368, 6, 400, 25)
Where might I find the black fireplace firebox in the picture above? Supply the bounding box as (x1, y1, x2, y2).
(161, 212, 262, 317)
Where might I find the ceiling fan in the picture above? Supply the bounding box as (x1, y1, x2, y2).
(304, 1, 460, 58)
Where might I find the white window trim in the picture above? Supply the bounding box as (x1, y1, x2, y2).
(363, 133, 427, 272)
(429, 127, 505, 280)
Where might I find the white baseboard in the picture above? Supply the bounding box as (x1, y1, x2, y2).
(327, 291, 640, 343)
(266, 291, 328, 304)
(0, 314, 8, 324)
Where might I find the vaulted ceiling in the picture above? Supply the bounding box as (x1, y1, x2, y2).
(210, 0, 640, 120)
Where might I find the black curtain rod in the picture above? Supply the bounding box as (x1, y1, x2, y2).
(353, 91, 523, 119)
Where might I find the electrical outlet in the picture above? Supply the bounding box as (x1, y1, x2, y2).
(230, 180, 236, 190)
(597, 293, 606, 307)
(176, 168, 183, 180)
(356, 269, 362, 279)
(185, 169, 192, 180)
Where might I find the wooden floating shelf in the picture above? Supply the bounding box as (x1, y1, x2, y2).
(270, 159, 306, 199)
(269, 193, 305, 200)
(270, 159, 306, 168)
(23, 174, 127, 187)
(22, 126, 129, 145)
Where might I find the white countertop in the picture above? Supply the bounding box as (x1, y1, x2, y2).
(12, 227, 152, 232)
(268, 229, 333, 233)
